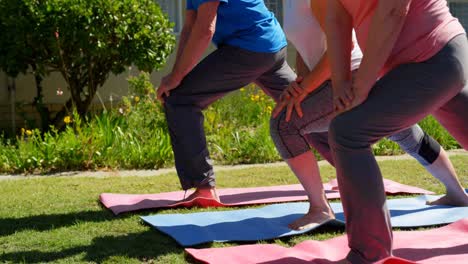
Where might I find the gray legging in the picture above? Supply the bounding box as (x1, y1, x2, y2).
(328, 34, 468, 263)
(270, 78, 441, 166)
(164, 45, 296, 190)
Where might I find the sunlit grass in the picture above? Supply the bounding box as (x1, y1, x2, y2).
(1, 155, 467, 263)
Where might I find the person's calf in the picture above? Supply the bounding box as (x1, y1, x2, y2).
(425, 148, 468, 206)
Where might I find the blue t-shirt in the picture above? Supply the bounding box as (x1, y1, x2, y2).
(186, 0, 287, 53)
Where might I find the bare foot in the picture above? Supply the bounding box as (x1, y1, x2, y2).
(289, 207, 335, 230)
(183, 187, 220, 202)
(427, 193, 468, 206)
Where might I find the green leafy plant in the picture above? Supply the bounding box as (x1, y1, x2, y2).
(0, 73, 459, 174)
(0, 0, 175, 129)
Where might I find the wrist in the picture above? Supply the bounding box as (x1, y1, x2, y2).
(353, 73, 374, 95)
(332, 79, 351, 91)
(356, 63, 381, 87)
(170, 71, 184, 83)
(303, 83, 318, 94)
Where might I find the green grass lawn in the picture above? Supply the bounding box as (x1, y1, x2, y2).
(1, 155, 467, 264)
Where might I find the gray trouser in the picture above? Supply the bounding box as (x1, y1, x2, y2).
(328, 34, 468, 263)
(164, 45, 297, 190)
(270, 79, 441, 166)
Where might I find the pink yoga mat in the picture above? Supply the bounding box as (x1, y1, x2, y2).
(100, 179, 434, 215)
(330, 178, 434, 195)
(186, 218, 468, 264)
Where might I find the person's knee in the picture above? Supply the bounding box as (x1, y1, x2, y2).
(163, 98, 178, 121)
(329, 114, 352, 148)
(418, 133, 441, 164)
(387, 126, 423, 154)
(270, 114, 308, 159)
(270, 113, 300, 139)
(163, 91, 185, 109)
(269, 115, 281, 140)
(388, 126, 440, 165)
(164, 91, 207, 116)
(329, 113, 371, 150)
(270, 115, 291, 150)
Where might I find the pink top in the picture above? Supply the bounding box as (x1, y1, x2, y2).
(339, 0, 465, 73)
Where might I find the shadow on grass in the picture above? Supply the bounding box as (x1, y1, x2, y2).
(0, 206, 345, 263)
(0, 209, 119, 236)
(0, 229, 183, 263)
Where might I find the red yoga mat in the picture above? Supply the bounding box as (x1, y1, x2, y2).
(186, 218, 468, 264)
(100, 179, 434, 215)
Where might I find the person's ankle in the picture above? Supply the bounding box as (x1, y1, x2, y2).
(446, 185, 467, 195)
(197, 186, 216, 192)
(308, 205, 334, 215)
(196, 186, 219, 200)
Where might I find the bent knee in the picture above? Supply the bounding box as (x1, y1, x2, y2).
(329, 113, 372, 150)
(269, 113, 300, 137)
(270, 114, 310, 159)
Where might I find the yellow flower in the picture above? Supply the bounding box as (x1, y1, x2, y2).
(64, 116, 72, 124)
(26, 130, 33, 136)
(21, 128, 25, 134)
(267, 106, 272, 112)
(134, 96, 140, 103)
(240, 88, 245, 92)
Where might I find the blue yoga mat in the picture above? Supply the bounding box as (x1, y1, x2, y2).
(141, 193, 468, 246)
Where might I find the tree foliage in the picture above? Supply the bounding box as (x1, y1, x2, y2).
(0, 0, 175, 129)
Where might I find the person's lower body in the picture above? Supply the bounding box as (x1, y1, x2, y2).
(270, 65, 468, 231)
(327, 34, 468, 263)
(270, 81, 337, 230)
(387, 126, 468, 206)
(164, 45, 296, 199)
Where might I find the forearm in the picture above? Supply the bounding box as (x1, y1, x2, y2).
(325, 0, 353, 89)
(296, 51, 332, 94)
(171, 24, 214, 80)
(297, 0, 333, 92)
(174, 26, 192, 64)
(295, 52, 310, 78)
(355, 0, 410, 93)
(300, 51, 331, 93)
